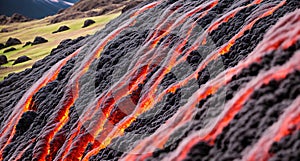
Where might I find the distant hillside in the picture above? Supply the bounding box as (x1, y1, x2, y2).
(50, 0, 145, 23)
(0, 0, 79, 18)
(0, 13, 33, 25)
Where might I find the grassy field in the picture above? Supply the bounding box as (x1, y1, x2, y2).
(0, 12, 120, 80)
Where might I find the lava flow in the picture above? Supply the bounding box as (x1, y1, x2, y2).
(0, 0, 300, 161)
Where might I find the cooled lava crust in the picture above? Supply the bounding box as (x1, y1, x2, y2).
(1, 0, 300, 161)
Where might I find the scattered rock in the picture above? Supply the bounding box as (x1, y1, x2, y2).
(0, 43, 5, 49)
(32, 36, 48, 45)
(5, 37, 22, 47)
(0, 28, 8, 33)
(52, 25, 70, 34)
(4, 47, 16, 53)
(82, 19, 95, 28)
(0, 55, 8, 65)
(13, 55, 31, 65)
(23, 41, 32, 47)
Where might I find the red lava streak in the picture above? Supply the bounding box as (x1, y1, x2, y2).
(0, 48, 81, 160)
(1, 1, 300, 161)
(243, 95, 300, 161)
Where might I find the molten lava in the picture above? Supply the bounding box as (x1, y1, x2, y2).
(0, 0, 300, 161)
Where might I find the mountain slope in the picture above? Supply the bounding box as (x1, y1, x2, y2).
(0, 0, 300, 161)
(0, 0, 78, 18)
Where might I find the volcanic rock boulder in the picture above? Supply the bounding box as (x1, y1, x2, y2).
(52, 25, 70, 34)
(13, 55, 31, 65)
(32, 36, 48, 45)
(0, 0, 300, 161)
(82, 19, 95, 28)
(23, 41, 32, 47)
(0, 43, 5, 49)
(3, 47, 16, 53)
(5, 37, 22, 47)
(0, 55, 8, 65)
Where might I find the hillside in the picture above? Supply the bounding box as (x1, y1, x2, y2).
(50, 0, 145, 23)
(0, 13, 120, 80)
(0, 0, 299, 161)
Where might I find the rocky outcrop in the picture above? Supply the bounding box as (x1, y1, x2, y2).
(5, 37, 22, 47)
(32, 36, 48, 45)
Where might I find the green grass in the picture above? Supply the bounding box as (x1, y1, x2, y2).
(0, 12, 120, 80)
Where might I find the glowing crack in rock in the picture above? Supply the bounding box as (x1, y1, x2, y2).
(0, 0, 300, 161)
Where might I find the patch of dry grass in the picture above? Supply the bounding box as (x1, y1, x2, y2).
(0, 12, 120, 80)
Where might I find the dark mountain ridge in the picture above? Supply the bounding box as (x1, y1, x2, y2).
(0, 0, 78, 18)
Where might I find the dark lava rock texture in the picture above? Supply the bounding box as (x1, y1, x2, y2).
(0, 0, 300, 161)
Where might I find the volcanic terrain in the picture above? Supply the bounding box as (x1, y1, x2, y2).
(0, 0, 300, 161)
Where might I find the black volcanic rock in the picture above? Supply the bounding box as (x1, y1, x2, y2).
(15, 111, 38, 136)
(5, 37, 22, 47)
(0, 1, 300, 161)
(23, 41, 32, 47)
(49, 0, 147, 23)
(82, 19, 95, 28)
(13, 55, 31, 65)
(0, 55, 8, 65)
(52, 25, 70, 34)
(32, 36, 48, 45)
(0, 43, 5, 49)
(3, 47, 16, 53)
